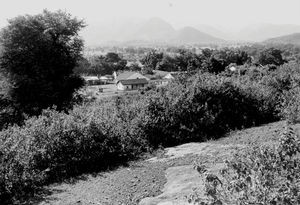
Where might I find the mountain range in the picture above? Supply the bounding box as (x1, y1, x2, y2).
(81, 17, 300, 46)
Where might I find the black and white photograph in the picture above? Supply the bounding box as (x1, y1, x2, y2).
(0, 0, 300, 204)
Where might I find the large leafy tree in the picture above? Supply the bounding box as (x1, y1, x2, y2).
(0, 10, 85, 115)
(141, 50, 163, 74)
(257, 48, 286, 66)
(87, 52, 127, 76)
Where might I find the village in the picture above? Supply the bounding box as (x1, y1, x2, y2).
(82, 69, 179, 99)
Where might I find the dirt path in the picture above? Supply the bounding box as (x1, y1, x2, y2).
(139, 143, 240, 205)
(32, 122, 287, 205)
(31, 143, 237, 205)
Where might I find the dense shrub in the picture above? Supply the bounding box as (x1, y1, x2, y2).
(0, 98, 148, 202)
(262, 62, 300, 121)
(143, 72, 279, 146)
(0, 71, 282, 202)
(190, 125, 300, 205)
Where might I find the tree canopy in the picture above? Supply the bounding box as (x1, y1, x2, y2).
(0, 10, 85, 115)
(257, 48, 286, 66)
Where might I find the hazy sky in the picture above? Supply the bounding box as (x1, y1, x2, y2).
(1, 0, 300, 30)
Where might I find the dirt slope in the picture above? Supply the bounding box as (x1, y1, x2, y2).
(30, 121, 292, 205)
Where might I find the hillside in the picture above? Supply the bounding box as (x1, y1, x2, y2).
(264, 33, 300, 45)
(29, 121, 294, 205)
(126, 19, 225, 45)
(131, 17, 176, 42)
(83, 18, 226, 46)
(171, 26, 225, 44)
(236, 23, 300, 42)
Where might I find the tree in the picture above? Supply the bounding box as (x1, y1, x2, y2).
(257, 48, 286, 66)
(74, 57, 91, 75)
(128, 62, 142, 71)
(203, 49, 251, 74)
(0, 10, 85, 115)
(87, 53, 127, 76)
(141, 50, 163, 72)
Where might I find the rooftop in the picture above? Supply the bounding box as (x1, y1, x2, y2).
(117, 78, 148, 85)
(116, 71, 137, 80)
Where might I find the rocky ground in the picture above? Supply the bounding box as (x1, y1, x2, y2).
(26, 121, 294, 205)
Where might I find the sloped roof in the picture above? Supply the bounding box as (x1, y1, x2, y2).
(117, 78, 148, 85)
(116, 72, 136, 80)
(83, 76, 99, 81)
(153, 70, 170, 77)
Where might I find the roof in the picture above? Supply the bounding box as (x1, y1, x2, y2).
(117, 78, 148, 85)
(99, 76, 109, 80)
(83, 76, 99, 81)
(116, 71, 136, 80)
(153, 70, 170, 77)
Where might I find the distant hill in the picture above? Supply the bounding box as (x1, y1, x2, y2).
(128, 18, 224, 45)
(264, 33, 300, 45)
(81, 19, 300, 46)
(236, 24, 300, 42)
(130, 17, 176, 42)
(196, 24, 234, 40)
(171, 26, 224, 44)
(82, 17, 226, 46)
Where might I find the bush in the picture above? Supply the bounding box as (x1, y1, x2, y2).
(190, 125, 300, 205)
(0, 71, 282, 202)
(262, 62, 300, 121)
(0, 98, 149, 202)
(143, 72, 279, 146)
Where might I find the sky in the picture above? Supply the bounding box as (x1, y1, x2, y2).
(1, 0, 300, 29)
(0, 0, 300, 44)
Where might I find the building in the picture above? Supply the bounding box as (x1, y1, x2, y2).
(114, 71, 150, 82)
(117, 78, 148, 91)
(163, 73, 175, 80)
(83, 76, 101, 86)
(99, 75, 114, 83)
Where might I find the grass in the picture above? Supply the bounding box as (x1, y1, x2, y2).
(212, 121, 300, 146)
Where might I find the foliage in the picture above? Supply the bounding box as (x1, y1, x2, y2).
(190, 125, 300, 205)
(0, 69, 282, 202)
(156, 48, 250, 74)
(206, 49, 251, 74)
(0, 74, 24, 129)
(257, 48, 286, 66)
(0, 10, 85, 116)
(143, 72, 278, 147)
(75, 53, 127, 76)
(141, 50, 163, 73)
(0, 98, 148, 202)
(128, 62, 142, 71)
(2, 43, 300, 202)
(262, 62, 300, 121)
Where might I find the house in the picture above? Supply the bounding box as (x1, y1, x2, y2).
(115, 71, 150, 82)
(163, 73, 175, 80)
(83, 76, 101, 86)
(150, 79, 169, 86)
(99, 75, 114, 83)
(228, 66, 237, 72)
(152, 70, 170, 78)
(144, 70, 179, 87)
(117, 78, 148, 91)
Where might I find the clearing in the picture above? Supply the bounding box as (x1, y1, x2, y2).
(24, 121, 299, 205)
